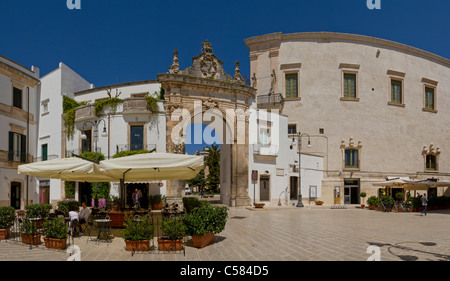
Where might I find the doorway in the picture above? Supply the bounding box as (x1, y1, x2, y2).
(344, 178, 360, 204)
(79, 182, 93, 207)
(10, 182, 21, 209)
(260, 176, 270, 201)
(290, 176, 298, 200)
(126, 183, 149, 209)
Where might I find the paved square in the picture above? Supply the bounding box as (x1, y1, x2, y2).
(2, 206, 450, 261)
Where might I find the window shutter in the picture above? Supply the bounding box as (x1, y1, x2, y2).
(20, 134, 26, 163)
(8, 132, 14, 161)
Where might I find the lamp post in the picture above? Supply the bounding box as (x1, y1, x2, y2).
(80, 119, 107, 208)
(292, 132, 311, 207)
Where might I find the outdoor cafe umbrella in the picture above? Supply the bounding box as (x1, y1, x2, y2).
(17, 157, 115, 182)
(99, 152, 204, 182)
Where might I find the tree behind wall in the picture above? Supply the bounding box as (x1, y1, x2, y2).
(206, 145, 220, 193)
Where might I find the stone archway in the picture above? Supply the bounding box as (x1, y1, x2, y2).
(157, 41, 255, 207)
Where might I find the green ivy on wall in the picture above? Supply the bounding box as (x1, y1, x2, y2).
(62, 96, 88, 137)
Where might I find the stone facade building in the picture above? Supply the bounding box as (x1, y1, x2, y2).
(245, 32, 450, 205)
(0, 55, 40, 208)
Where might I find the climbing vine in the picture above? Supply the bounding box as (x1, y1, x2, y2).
(62, 96, 88, 137)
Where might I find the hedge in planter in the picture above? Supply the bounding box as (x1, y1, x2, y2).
(182, 205, 228, 248)
(57, 200, 79, 216)
(0, 207, 16, 240)
(159, 218, 186, 251)
(20, 218, 41, 245)
(122, 215, 154, 251)
(42, 218, 68, 250)
(367, 196, 379, 210)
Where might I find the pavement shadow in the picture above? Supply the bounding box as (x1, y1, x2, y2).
(367, 241, 450, 261)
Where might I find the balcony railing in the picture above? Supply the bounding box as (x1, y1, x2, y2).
(257, 93, 284, 110)
(122, 97, 148, 114)
(253, 144, 278, 156)
(74, 104, 96, 122)
(115, 144, 157, 154)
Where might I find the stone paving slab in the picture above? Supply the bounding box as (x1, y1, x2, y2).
(2, 206, 450, 262)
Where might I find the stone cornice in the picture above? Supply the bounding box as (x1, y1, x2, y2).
(0, 60, 40, 87)
(157, 73, 256, 98)
(244, 32, 450, 68)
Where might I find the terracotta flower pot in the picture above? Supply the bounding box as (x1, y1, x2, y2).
(152, 203, 163, 210)
(192, 232, 214, 248)
(369, 205, 377, 210)
(253, 203, 265, 208)
(125, 240, 150, 251)
(44, 237, 67, 250)
(21, 234, 42, 245)
(0, 228, 10, 240)
(361, 204, 365, 209)
(158, 237, 183, 251)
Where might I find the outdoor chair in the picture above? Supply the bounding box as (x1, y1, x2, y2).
(69, 219, 80, 246)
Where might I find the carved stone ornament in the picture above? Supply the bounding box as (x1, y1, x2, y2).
(166, 103, 183, 114)
(169, 50, 180, 74)
(203, 97, 218, 109)
(233, 61, 245, 84)
(174, 41, 233, 82)
(172, 143, 185, 154)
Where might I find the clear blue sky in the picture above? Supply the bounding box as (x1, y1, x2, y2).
(1, 0, 449, 88)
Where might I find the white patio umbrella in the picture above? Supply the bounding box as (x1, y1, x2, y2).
(99, 152, 204, 182)
(372, 178, 409, 187)
(18, 157, 115, 182)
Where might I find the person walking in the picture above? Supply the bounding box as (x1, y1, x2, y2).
(421, 193, 428, 216)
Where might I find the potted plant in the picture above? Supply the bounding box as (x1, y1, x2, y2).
(149, 194, 166, 210)
(122, 215, 154, 251)
(0, 207, 16, 240)
(395, 192, 405, 212)
(381, 195, 394, 212)
(57, 200, 78, 216)
(42, 217, 68, 250)
(360, 192, 367, 209)
(182, 205, 228, 248)
(158, 217, 186, 251)
(25, 204, 53, 229)
(314, 200, 324, 205)
(20, 218, 41, 245)
(367, 196, 379, 210)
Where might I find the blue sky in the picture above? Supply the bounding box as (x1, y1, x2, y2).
(1, 0, 448, 154)
(1, 0, 449, 88)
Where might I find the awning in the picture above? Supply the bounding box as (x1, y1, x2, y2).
(18, 157, 115, 182)
(99, 153, 204, 182)
(373, 178, 450, 190)
(18, 153, 204, 183)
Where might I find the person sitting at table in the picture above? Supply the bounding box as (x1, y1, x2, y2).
(68, 204, 80, 236)
(79, 202, 91, 234)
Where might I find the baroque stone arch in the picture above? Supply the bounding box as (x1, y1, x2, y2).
(158, 41, 256, 207)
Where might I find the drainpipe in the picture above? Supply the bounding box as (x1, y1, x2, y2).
(26, 86, 30, 206)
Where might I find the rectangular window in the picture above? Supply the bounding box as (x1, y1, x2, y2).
(130, 126, 144, 151)
(42, 144, 48, 161)
(288, 124, 297, 135)
(425, 87, 435, 110)
(343, 73, 356, 98)
(285, 73, 298, 98)
(391, 79, 402, 104)
(345, 149, 359, 169)
(426, 154, 437, 171)
(8, 131, 26, 162)
(13, 87, 22, 109)
(259, 128, 270, 147)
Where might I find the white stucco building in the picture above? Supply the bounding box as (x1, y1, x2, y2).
(37, 62, 93, 205)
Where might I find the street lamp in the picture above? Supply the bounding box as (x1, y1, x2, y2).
(80, 119, 107, 208)
(291, 132, 311, 207)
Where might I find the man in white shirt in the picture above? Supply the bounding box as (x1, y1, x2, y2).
(79, 202, 91, 234)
